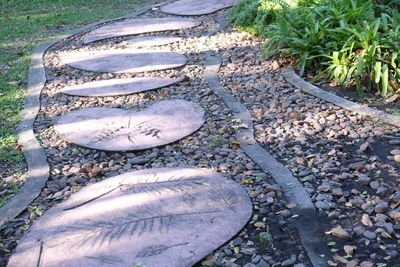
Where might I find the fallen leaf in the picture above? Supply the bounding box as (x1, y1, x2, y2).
(333, 255, 349, 264)
(15, 144, 23, 150)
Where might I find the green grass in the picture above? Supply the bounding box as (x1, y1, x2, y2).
(0, 0, 153, 178)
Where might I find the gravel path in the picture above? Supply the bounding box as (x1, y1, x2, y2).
(1, 2, 399, 267)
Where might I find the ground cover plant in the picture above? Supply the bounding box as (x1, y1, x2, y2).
(229, 0, 400, 96)
(0, 0, 152, 206)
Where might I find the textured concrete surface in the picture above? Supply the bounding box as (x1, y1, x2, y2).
(160, 0, 242, 15)
(7, 168, 252, 267)
(84, 17, 200, 43)
(60, 77, 182, 97)
(54, 100, 205, 151)
(60, 49, 188, 73)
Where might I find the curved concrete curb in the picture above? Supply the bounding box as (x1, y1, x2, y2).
(283, 69, 400, 128)
(204, 52, 328, 267)
(0, 1, 177, 230)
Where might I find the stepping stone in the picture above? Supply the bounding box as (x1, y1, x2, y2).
(83, 18, 201, 43)
(8, 167, 252, 267)
(60, 77, 182, 97)
(160, 0, 242, 15)
(54, 99, 205, 151)
(59, 49, 187, 73)
(127, 35, 183, 48)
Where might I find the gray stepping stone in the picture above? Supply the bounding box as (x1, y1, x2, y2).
(60, 77, 182, 97)
(127, 35, 183, 48)
(83, 18, 201, 43)
(60, 49, 187, 73)
(54, 99, 205, 151)
(7, 167, 252, 267)
(160, 0, 242, 15)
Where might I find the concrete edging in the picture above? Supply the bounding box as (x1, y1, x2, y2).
(204, 51, 328, 267)
(283, 69, 400, 128)
(0, 1, 177, 229)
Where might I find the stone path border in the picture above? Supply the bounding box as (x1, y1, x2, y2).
(283, 69, 400, 128)
(0, 0, 177, 230)
(204, 51, 327, 267)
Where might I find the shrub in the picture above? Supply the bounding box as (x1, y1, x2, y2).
(229, 0, 400, 96)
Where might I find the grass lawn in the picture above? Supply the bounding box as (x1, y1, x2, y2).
(0, 0, 154, 201)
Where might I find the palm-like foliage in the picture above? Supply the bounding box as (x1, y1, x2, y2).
(230, 0, 400, 96)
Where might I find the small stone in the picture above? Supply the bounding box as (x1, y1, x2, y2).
(294, 157, 305, 165)
(361, 203, 374, 214)
(369, 181, 380, 189)
(281, 255, 296, 266)
(385, 249, 399, 259)
(331, 226, 352, 240)
(363, 230, 377, 239)
(254, 222, 266, 228)
(388, 210, 400, 222)
(244, 264, 256, 267)
(384, 222, 394, 234)
(333, 255, 349, 264)
(394, 154, 400, 162)
(357, 175, 371, 185)
(328, 211, 339, 219)
(81, 163, 92, 172)
(89, 166, 102, 177)
(343, 245, 356, 256)
(315, 201, 331, 210)
(353, 225, 366, 236)
(348, 161, 365, 171)
(346, 260, 359, 267)
(332, 188, 343, 197)
(375, 202, 388, 213)
(361, 214, 373, 227)
(390, 149, 400, 155)
(360, 261, 374, 267)
(256, 260, 270, 267)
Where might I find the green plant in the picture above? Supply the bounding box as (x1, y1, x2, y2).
(0, 183, 19, 207)
(229, 0, 400, 96)
(258, 226, 274, 251)
(209, 135, 223, 148)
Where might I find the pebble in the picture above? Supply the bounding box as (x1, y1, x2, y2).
(331, 226, 352, 240)
(281, 255, 297, 266)
(388, 210, 400, 222)
(374, 202, 388, 213)
(363, 230, 376, 239)
(361, 214, 373, 227)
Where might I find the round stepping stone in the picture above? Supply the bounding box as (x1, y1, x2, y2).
(83, 17, 201, 43)
(127, 35, 183, 48)
(60, 77, 182, 97)
(8, 167, 252, 267)
(60, 49, 187, 73)
(54, 99, 205, 151)
(160, 0, 242, 15)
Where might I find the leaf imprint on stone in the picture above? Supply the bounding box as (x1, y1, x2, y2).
(65, 207, 221, 249)
(136, 242, 189, 258)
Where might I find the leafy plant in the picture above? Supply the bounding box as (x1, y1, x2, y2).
(229, 0, 400, 96)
